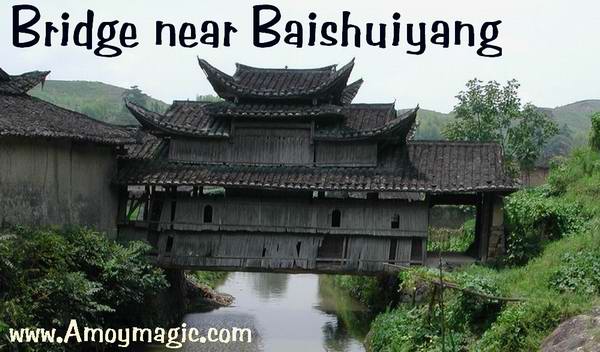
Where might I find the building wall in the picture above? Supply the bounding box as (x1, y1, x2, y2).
(159, 195, 429, 238)
(0, 137, 119, 236)
(520, 167, 550, 187)
(155, 232, 426, 273)
(168, 124, 378, 167)
(314, 141, 377, 166)
(170, 125, 313, 165)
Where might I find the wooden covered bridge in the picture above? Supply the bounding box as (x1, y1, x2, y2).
(117, 59, 518, 274)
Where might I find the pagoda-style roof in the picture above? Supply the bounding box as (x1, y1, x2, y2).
(125, 100, 230, 138)
(315, 104, 417, 141)
(207, 102, 344, 119)
(121, 129, 167, 160)
(126, 100, 416, 142)
(0, 68, 135, 145)
(116, 141, 518, 193)
(341, 79, 363, 105)
(198, 58, 356, 103)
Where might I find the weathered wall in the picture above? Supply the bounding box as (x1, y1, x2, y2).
(159, 195, 429, 238)
(155, 232, 426, 273)
(0, 137, 119, 236)
(314, 141, 377, 166)
(170, 125, 313, 165)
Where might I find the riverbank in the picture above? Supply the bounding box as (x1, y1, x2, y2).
(187, 272, 233, 309)
(336, 146, 600, 351)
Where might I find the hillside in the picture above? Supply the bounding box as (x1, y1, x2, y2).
(28, 81, 599, 154)
(29, 80, 169, 125)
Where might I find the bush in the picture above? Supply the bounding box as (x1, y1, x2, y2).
(475, 301, 564, 352)
(503, 188, 585, 266)
(192, 271, 228, 288)
(590, 112, 600, 151)
(428, 219, 475, 253)
(550, 249, 600, 295)
(333, 275, 381, 308)
(366, 268, 504, 352)
(0, 227, 168, 351)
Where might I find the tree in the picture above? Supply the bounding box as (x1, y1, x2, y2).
(590, 112, 600, 151)
(443, 79, 558, 171)
(196, 94, 222, 102)
(123, 85, 147, 106)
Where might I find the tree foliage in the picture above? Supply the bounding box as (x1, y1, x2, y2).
(443, 79, 559, 171)
(590, 112, 600, 151)
(0, 228, 168, 351)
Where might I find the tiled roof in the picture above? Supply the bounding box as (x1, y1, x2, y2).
(116, 141, 518, 193)
(0, 68, 10, 81)
(0, 70, 50, 95)
(121, 129, 167, 160)
(127, 100, 415, 140)
(341, 79, 363, 105)
(0, 94, 136, 145)
(208, 102, 343, 118)
(125, 100, 230, 138)
(198, 58, 355, 102)
(315, 105, 417, 140)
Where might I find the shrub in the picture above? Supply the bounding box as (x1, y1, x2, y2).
(549, 249, 600, 295)
(333, 275, 382, 308)
(503, 188, 585, 266)
(427, 219, 475, 253)
(192, 271, 228, 288)
(590, 112, 600, 151)
(0, 227, 168, 351)
(475, 301, 564, 352)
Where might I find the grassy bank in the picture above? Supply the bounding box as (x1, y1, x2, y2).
(337, 147, 600, 351)
(191, 271, 228, 289)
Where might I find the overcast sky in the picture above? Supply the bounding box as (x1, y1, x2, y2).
(1, 0, 599, 112)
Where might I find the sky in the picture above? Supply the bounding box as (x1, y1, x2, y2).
(1, 0, 599, 112)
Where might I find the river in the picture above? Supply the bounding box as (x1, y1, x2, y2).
(145, 272, 373, 352)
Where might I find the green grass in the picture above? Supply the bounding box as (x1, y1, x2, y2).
(191, 271, 228, 289)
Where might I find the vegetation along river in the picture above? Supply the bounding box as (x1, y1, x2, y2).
(145, 272, 373, 352)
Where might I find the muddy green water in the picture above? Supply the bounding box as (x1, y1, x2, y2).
(146, 272, 373, 352)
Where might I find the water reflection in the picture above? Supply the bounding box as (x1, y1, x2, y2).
(146, 273, 372, 352)
(250, 273, 289, 300)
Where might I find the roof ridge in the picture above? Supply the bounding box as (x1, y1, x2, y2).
(345, 102, 395, 108)
(234, 63, 337, 74)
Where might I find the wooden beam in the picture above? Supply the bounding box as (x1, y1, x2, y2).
(429, 193, 480, 206)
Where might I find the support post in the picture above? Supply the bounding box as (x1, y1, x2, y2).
(487, 195, 505, 259)
(477, 193, 493, 262)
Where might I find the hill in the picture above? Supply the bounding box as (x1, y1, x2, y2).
(29, 80, 169, 125)
(28, 81, 599, 157)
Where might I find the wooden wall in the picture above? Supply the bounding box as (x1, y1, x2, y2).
(170, 125, 313, 165)
(314, 141, 377, 166)
(156, 231, 426, 273)
(0, 137, 119, 236)
(168, 123, 378, 166)
(159, 195, 429, 238)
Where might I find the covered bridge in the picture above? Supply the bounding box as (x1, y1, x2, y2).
(118, 59, 518, 274)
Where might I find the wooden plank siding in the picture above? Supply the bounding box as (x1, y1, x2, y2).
(155, 232, 426, 273)
(157, 195, 429, 238)
(0, 137, 119, 236)
(169, 125, 313, 165)
(314, 141, 377, 166)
